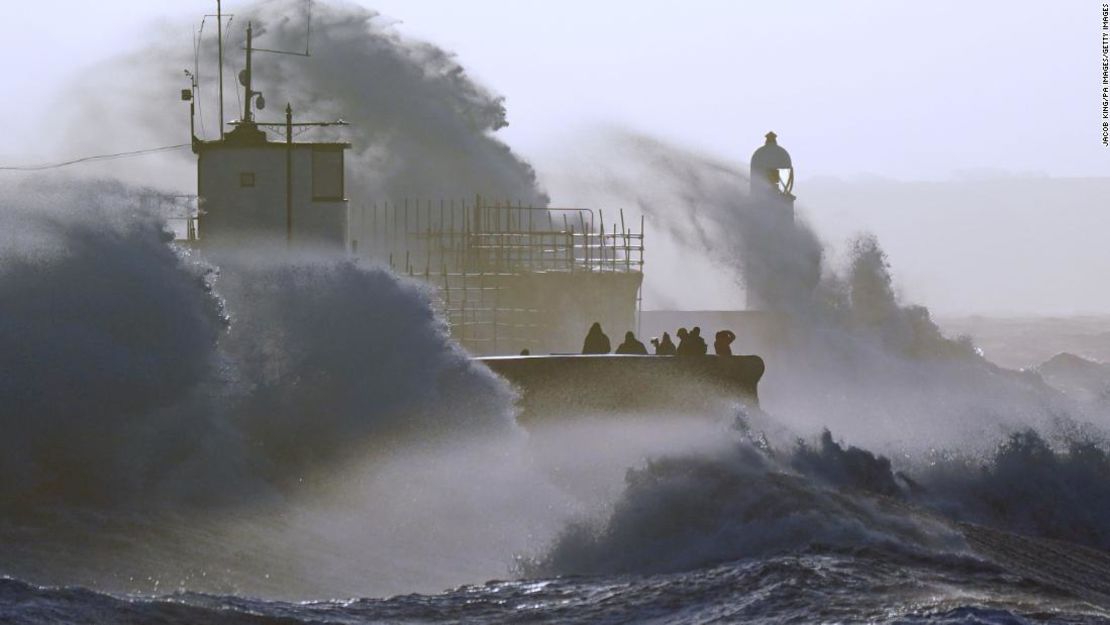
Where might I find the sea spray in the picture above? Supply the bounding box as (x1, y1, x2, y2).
(524, 430, 967, 578)
(528, 422, 1110, 579)
(0, 176, 747, 598)
(212, 250, 517, 480)
(50, 0, 548, 206)
(0, 174, 552, 598)
(520, 130, 1110, 581)
(0, 176, 225, 508)
(541, 129, 1105, 456)
(238, 0, 547, 204)
(0, 175, 519, 509)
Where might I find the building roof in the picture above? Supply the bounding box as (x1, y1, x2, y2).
(193, 121, 351, 152)
(193, 138, 353, 152)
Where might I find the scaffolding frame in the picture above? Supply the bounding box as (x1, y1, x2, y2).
(145, 193, 200, 243)
(157, 191, 646, 354)
(353, 197, 645, 354)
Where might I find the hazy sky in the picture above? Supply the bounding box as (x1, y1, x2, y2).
(2, 0, 1108, 315)
(3, 0, 1105, 178)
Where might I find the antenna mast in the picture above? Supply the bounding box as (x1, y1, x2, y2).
(217, 0, 225, 139)
(243, 22, 255, 122)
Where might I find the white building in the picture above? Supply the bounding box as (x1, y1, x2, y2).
(195, 119, 350, 249)
(187, 21, 351, 250)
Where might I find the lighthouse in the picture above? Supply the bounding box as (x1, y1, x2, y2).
(743, 131, 803, 314)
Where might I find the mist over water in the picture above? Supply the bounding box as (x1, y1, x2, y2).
(0, 174, 549, 596)
(515, 130, 1110, 581)
(547, 130, 1107, 452)
(0, 173, 740, 598)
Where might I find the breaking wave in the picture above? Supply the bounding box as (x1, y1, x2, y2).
(0, 175, 516, 512)
(529, 421, 1110, 579)
(0, 177, 226, 509)
(523, 433, 965, 578)
(917, 429, 1110, 551)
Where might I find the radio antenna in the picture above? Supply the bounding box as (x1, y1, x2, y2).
(218, 0, 224, 138)
(200, 1, 235, 139)
(200, 1, 239, 138)
(251, 0, 314, 57)
(304, 0, 312, 56)
(192, 24, 206, 137)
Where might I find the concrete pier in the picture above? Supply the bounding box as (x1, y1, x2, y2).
(478, 354, 764, 420)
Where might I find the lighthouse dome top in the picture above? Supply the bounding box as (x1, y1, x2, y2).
(751, 131, 792, 171)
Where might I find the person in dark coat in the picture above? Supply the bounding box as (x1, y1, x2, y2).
(688, 327, 708, 355)
(675, 327, 691, 355)
(582, 322, 611, 354)
(714, 329, 736, 356)
(653, 332, 677, 355)
(615, 331, 649, 355)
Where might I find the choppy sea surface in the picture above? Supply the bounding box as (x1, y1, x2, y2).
(6, 435, 1110, 625)
(4, 541, 1110, 624)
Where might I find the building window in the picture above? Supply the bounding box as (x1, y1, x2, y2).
(240, 172, 256, 187)
(312, 147, 344, 200)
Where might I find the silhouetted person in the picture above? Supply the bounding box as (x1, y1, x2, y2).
(688, 327, 708, 355)
(676, 327, 691, 355)
(654, 332, 677, 355)
(582, 322, 611, 354)
(714, 329, 736, 356)
(615, 331, 648, 355)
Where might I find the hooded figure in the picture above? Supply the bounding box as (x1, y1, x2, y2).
(714, 329, 736, 356)
(654, 332, 677, 355)
(615, 331, 648, 355)
(582, 322, 611, 354)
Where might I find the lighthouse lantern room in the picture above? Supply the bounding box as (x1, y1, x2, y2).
(749, 131, 795, 223)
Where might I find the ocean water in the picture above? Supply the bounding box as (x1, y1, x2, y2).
(3, 405, 1110, 623)
(0, 553, 1105, 624)
(4, 498, 1110, 624)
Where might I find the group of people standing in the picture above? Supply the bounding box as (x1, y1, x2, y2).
(581, 322, 736, 356)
